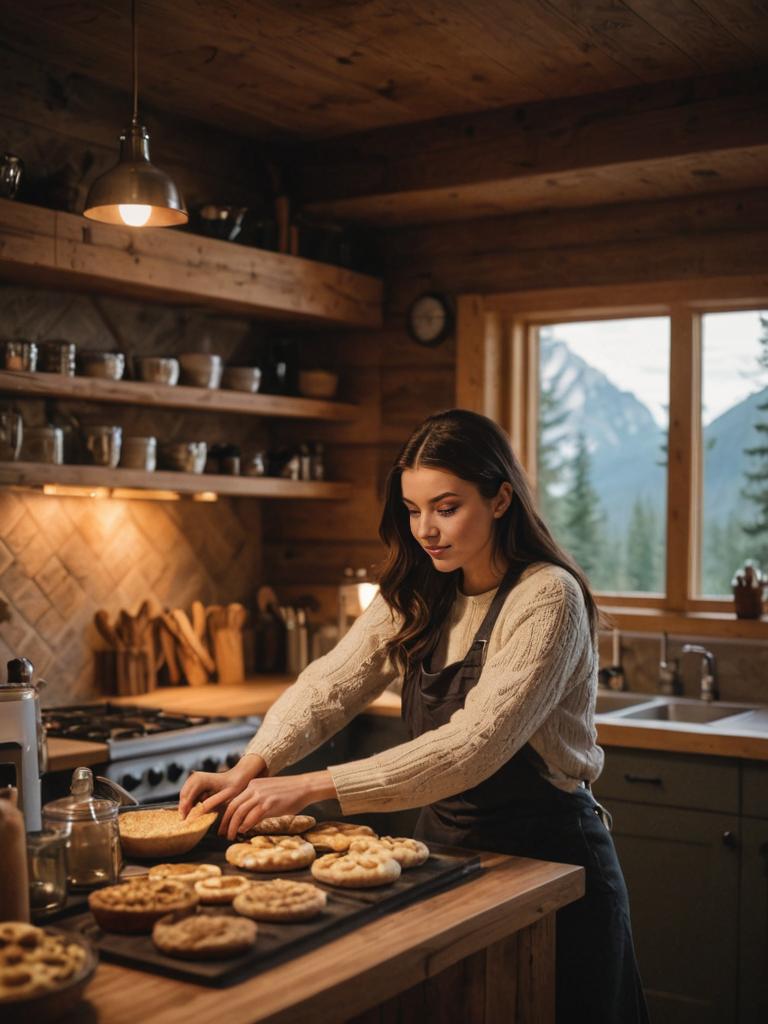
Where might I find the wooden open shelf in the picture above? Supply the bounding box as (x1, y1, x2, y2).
(601, 605, 768, 640)
(0, 462, 352, 500)
(0, 370, 359, 421)
(0, 199, 382, 328)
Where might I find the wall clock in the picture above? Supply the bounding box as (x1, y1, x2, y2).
(406, 292, 454, 347)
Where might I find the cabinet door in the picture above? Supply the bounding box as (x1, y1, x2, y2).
(608, 800, 739, 1024)
(739, 817, 768, 1024)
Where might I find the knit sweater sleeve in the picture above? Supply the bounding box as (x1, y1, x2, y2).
(245, 592, 400, 774)
(327, 569, 588, 814)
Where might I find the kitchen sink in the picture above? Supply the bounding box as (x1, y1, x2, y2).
(619, 701, 757, 725)
(594, 692, 656, 714)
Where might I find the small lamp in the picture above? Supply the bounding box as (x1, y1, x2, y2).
(83, 0, 187, 228)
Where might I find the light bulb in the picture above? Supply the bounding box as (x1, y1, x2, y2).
(118, 204, 152, 227)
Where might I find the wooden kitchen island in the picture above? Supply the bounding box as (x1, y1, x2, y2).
(65, 851, 583, 1024)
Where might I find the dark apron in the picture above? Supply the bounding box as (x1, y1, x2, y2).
(401, 568, 649, 1024)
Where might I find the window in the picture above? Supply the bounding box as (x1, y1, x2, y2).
(537, 318, 670, 594)
(700, 310, 768, 596)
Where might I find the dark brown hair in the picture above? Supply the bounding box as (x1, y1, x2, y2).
(378, 408, 599, 675)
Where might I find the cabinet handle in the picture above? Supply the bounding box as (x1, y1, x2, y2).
(623, 773, 663, 786)
(722, 831, 738, 848)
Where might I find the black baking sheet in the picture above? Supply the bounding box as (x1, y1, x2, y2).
(60, 838, 482, 986)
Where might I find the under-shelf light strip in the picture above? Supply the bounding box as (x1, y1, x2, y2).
(40, 484, 218, 502)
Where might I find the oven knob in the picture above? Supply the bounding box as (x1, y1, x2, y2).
(120, 772, 142, 791)
(148, 768, 164, 786)
(226, 753, 239, 768)
(167, 763, 184, 783)
(202, 757, 220, 773)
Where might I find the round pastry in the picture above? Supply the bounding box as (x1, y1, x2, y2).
(241, 814, 316, 836)
(152, 912, 257, 960)
(0, 923, 88, 1002)
(226, 835, 315, 872)
(194, 875, 251, 905)
(88, 877, 198, 933)
(303, 821, 377, 852)
(311, 850, 401, 889)
(348, 836, 430, 869)
(148, 863, 222, 885)
(233, 878, 327, 922)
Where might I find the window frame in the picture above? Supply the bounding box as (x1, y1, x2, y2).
(456, 277, 768, 639)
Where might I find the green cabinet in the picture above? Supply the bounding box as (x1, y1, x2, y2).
(595, 748, 743, 1024)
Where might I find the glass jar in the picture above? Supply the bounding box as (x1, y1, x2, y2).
(27, 830, 67, 918)
(42, 767, 121, 890)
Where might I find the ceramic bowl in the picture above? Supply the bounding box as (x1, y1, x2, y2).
(159, 441, 207, 474)
(222, 366, 262, 393)
(298, 369, 339, 399)
(137, 356, 180, 386)
(79, 351, 125, 381)
(179, 353, 223, 389)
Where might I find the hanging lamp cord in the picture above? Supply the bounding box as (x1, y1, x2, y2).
(131, 0, 139, 127)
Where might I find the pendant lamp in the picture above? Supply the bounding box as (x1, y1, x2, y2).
(84, 0, 187, 228)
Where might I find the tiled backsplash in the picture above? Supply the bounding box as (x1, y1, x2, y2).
(598, 630, 768, 705)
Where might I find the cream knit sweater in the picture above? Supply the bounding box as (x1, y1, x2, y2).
(245, 562, 604, 815)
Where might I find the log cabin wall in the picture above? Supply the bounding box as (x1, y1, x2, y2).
(0, 44, 271, 702)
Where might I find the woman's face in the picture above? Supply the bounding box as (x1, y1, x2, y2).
(400, 465, 512, 582)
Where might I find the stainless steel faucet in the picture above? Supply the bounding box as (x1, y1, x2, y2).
(680, 644, 719, 702)
(658, 632, 682, 695)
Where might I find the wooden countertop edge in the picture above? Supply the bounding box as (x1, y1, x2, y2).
(596, 720, 768, 760)
(79, 855, 584, 1024)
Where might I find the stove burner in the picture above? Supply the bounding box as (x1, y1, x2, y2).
(42, 702, 229, 744)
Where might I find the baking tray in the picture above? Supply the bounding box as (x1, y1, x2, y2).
(60, 836, 482, 986)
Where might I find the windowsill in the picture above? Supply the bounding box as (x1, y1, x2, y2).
(599, 605, 768, 640)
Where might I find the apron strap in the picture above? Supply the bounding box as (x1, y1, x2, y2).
(467, 564, 526, 664)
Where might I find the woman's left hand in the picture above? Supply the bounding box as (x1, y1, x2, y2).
(217, 770, 337, 840)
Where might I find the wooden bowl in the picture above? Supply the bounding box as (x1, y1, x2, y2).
(118, 806, 216, 859)
(1, 927, 97, 1024)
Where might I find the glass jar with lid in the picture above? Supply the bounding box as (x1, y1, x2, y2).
(42, 767, 121, 889)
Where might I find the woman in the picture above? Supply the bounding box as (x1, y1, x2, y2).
(180, 408, 648, 1023)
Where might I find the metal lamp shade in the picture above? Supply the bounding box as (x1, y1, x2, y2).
(84, 123, 187, 228)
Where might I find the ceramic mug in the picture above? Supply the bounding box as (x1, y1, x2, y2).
(85, 425, 122, 468)
(0, 410, 23, 461)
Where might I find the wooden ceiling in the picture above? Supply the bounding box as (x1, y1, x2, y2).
(3, 1, 768, 225)
(2, 0, 768, 142)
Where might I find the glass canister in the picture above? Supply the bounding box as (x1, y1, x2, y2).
(27, 830, 67, 918)
(42, 767, 121, 890)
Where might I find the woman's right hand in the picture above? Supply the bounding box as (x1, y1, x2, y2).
(178, 753, 267, 819)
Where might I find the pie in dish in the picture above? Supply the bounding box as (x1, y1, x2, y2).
(303, 821, 377, 852)
(118, 806, 216, 858)
(152, 912, 257, 960)
(241, 814, 316, 836)
(148, 863, 222, 885)
(88, 877, 198, 933)
(194, 875, 251, 904)
(311, 850, 401, 888)
(233, 878, 327, 921)
(0, 922, 88, 1001)
(225, 835, 315, 872)
(348, 836, 430, 869)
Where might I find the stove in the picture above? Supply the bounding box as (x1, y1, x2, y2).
(43, 703, 262, 804)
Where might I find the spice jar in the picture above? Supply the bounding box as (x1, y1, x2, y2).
(42, 767, 121, 890)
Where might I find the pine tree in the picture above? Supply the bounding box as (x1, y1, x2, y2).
(561, 432, 604, 582)
(537, 375, 569, 534)
(625, 498, 659, 592)
(742, 313, 768, 567)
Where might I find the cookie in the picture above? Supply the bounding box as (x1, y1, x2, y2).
(148, 863, 222, 885)
(241, 814, 316, 836)
(227, 835, 316, 872)
(152, 912, 256, 960)
(311, 850, 401, 889)
(303, 821, 377, 852)
(88, 877, 198, 933)
(194, 875, 251, 904)
(0, 924, 87, 1002)
(349, 836, 430, 869)
(233, 879, 327, 922)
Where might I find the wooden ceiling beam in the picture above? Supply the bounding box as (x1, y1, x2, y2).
(294, 69, 768, 225)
